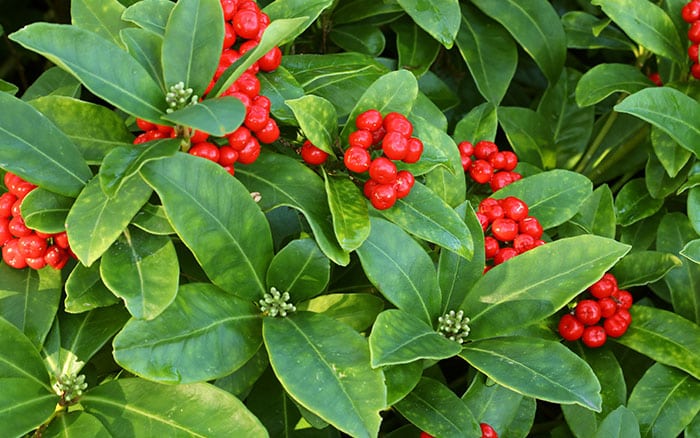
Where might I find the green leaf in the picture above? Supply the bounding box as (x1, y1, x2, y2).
(10, 23, 165, 122)
(99, 139, 179, 197)
(0, 92, 92, 197)
(286, 95, 338, 153)
(64, 262, 120, 313)
(130, 203, 175, 236)
(611, 251, 682, 288)
(394, 377, 480, 438)
(215, 346, 268, 399)
(28, 95, 135, 165)
(396, 0, 460, 48)
(369, 309, 462, 368)
(593, 406, 641, 438)
(613, 305, 700, 379)
(391, 17, 440, 77)
(453, 102, 498, 143)
(245, 367, 301, 437)
(266, 238, 330, 303)
(44, 411, 111, 438)
(455, 3, 517, 104)
(331, 0, 403, 25)
(0, 264, 62, 349)
(471, 0, 566, 84)
(356, 217, 441, 324)
(258, 66, 304, 125)
(113, 283, 262, 383)
(628, 363, 700, 438)
(83, 378, 268, 436)
(161, 0, 223, 96)
(492, 169, 593, 230)
(264, 311, 386, 438)
(141, 153, 273, 299)
(590, 0, 685, 62)
(66, 175, 152, 266)
(402, 113, 452, 177)
(71, 0, 128, 48)
(162, 96, 246, 136)
(121, 28, 166, 90)
(0, 79, 19, 95)
(329, 24, 386, 57)
(264, 0, 334, 43)
(576, 64, 654, 107)
(651, 126, 692, 179)
(324, 172, 371, 252)
(297, 293, 385, 332)
(100, 227, 179, 320)
(460, 235, 630, 339)
(460, 336, 602, 411)
(497, 106, 549, 169)
(681, 239, 700, 264)
(22, 67, 81, 101)
(615, 178, 664, 226)
(121, 0, 174, 36)
(235, 152, 349, 266)
(567, 185, 617, 239)
(562, 11, 636, 51)
(379, 182, 473, 259)
(20, 188, 74, 234)
(614, 87, 700, 158)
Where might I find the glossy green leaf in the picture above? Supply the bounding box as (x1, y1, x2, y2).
(258, 66, 304, 124)
(296, 293, 384, 332)
(66, 175, 152, 267)
(456, 3, 517, 104)
(162, 97, 246, 136)
(460, 235, 630, 339)
(44, 411, 111, 438)
(235, 152, 349, 266)
(121, 27, 166, 90)
(576, 64, 654, 107)
(29, 95, 135, 165)
(64, 262, 120, 313)
(329, 24, 386, 57)
(379, 182, 473, 259)
(615, 178, 664, 226)
(396, 0, 459, 48)
(141, 153, 273, 299)
(612, 251, 682, 288)
(492, 169, 593, 230)
(591, 0, 685, 62)
(628, 363, 700, 438)
(264, 0, 333, 43)
(99, 139, 180, 196)
(612, 305, 700, 379)
(417, 72, 459, 115)
(645, 151, 694, 200)
(101, 227, 178, 320)
(121, 0, 174, 36)
(324, 172, 370, 252)
(400, 113, 451, 177)
(620, 210, 664, 252)
(614, 87, 700, 158)
(266, 238, 330, 304)
(161, 0, 223, 96)
(681, 239, 700, 264)
(332, 0, 403, 25)
(651, 126, 692, 179)
(460, 336, 602, 411)
(356, 217, 441, 324)
(471, 0, 566, 84)
(462, 373, 530, 438)
(567, 185, 617, 239)
(453, 102, 498, 143)
(286, 95, 338, 153)
(395, 377, 480, 438)
(22, 67, 81, 101)
(83, 378, 268, 436)
(497, 106, 549, 169)
(0, 92, 92, 197)
(214, 346, 268, 400)
(562, 11, 636, 51)
(20, 188, 74, 234)
(264, 311, 386, 438)
(245, 367, 302, 437)
(10, 23, 165, 122)
(71, 0, 127, 48)
(114, 283, 262, 383)
(131, 203, 175, 235)
(369, 309, 462, 368)
(391, 17, 440, 77)
(384, 361, 423, 406)
(0, 264, 62, 349)
(593, 406, 641, 438)
(0, 79, 19, 95)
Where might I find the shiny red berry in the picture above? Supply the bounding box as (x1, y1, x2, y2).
(218, 146, 239, 167)
(469, 160, 493, 184)
(493, 247, 518, 265)
(300, 141, 329, 166)
(0, 218, 12, 246)
(383, 112, 412, 137)
(233, 9, 260, 39)
(355, 109, 383, 132)
(612, 289, 633, 309)
(491, 218, 519, 242)
(513, 233, 536, 253)
(44, 245, 69, 270)
(603, 312, 630, 338)
(394, 170, 415, 199)
(0, 192, 17, 218)
(690, 44, 699, 63)
(490, 171, 515, 192)
(256, 118, 280, 144)
(558, 314, 585, 341)
(458, 141, 474, 157)
(689, 21, 700, 43)
(17, 234, 48, 259)
(381, 131, 408, 161)
(344, 147, 371, 173)
(474, 140, 498, 160)
(259, 46, 282, 72)
(582, 325, 607, 348)
(682, 0, 700, 23)
(369, 183, 397, 210)
(500, 196, 529, 221)
(518, 216, 543, 239)
(598, 297, 618, 318)
(8, 216, 31, 238)
(348, 129, 373, 149)
(237, 137, 261, 164)
(575, 300, 602, 325)
(2, 238, 27, 269)
(369, 157, 397, 184)
(484, 236, 500, 258)
(480, 422, 498, 438)
(244, 104, 270, 132)
(53, 231, 70, 249)
(590, 277, 615, 299)
(189, 142, 220, 163)
(403, 137, 423, 164)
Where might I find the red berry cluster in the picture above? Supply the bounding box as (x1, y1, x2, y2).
(458, 140, 521, 192)
(342, 109, 423, 210)
(134, 0, 282, 176)
(420, 423, 498, 438)
(558, 273, 633, 348)
(682, 0, 700, 79)
(476, 196, 545, 271)
(0, 172, 75, 270)
(648, 72, 663, 86)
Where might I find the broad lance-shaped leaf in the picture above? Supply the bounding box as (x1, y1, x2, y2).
(576, 63, 654, 107)
(286, 94, 338, 154)
(297, 293, 385, 333)
(264, 311, 386, 438)
(611, 250, 682, 288)
(396, 0, 460, 48)
(21, 67, 81, 101)
(121, 0, 174, 36)
(121, 28, 166, 90)
(161, 96, 246, 137)
(614, 87, 700, 158)
(390, 18, 438, 77)
(379, 182, 473, 259)
(460, 336, 603, 411)
(113, 283, 262, 384)
(357, 217, 442, 324)
(82, 379, 268, 436)
(0, 318, 58, 438)
(324, 172, 370, 252)
(10, 23, 165, 123)
(612, 305, 700, 380)
(460, 235, 630, 340)
(235, 152, 349, 266)
(20, 188, 73, 234)
(497, 106, 548, 169)
(43, 412, 111, 438)
(264, 0, 333, 44)
(71, 0, 127, 49)
(266, 238, 330, 304)
(100, 227, 179, 320)
(0, 92, 91, 197)
(395, 377, 481, 438)
(66, 175, 153, 267)
(64, 262, 120, 313)
(140, 153, 273, 299)
(593, 407, 641, 438)
(369, 309, 462, 368)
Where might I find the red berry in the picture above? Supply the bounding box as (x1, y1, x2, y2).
(135, 118, 156, 131)
(256, 118, 280, 144)
(8, 216, 31, 238)
(223, 21, 236, 49)
(189, 129, 209, 144)
(484, 236, 500, 258)
(363, 178, 379, 199)
(689, 21, 700, 44)
(518, 216, 543, 239)
(381, 131, 408, 161)
(558, 313, 585, 341)
(690, 44, 699, 63)
(344, 147, 371, 173)
(369, 157, 397, 184)
(11, 198, 22, 217)
(218, 146, 239, 167)
(17, 234, 48, 259)
(300, 141, 329, 166)
(590, 277, 615, 299)
(220, 0, 237, 20)
(10, 181, 35, 199)
(369, 183, 397, 210)
(2, 238, 27, 269)
(499, 196, 529, 221)
(237, 137, 261, 164)
(253, 95, 271, 112)
(348, 129, 373, 149)
(480, 422, 498, 438)
(692, 62, 700, 79)
(612, 290, 633, 309)
(474, 140, 498, 160)
(615, 308, 632, 325)
(493, 247, 518, 265)
(258, 46, 282, 72)
(394, 170, 415, 199)
(598, 297, 618, 318)
(476, 212, 490, 231)
(44, 245, 69, 270)
(682, 0, 700, 23)
(383, 112, 412, 137)
(232, 9, 260, 39)
(189, 142, 220, 163)
(581, 325, 607, 348)
(575, 300, 602, 326)
(419, 432, 433, 438)
(501, 151, 518, 171)
(355, 109, 383, 132)
(513, 233, 536, 253)
(491, 218, 519, 242)
(244, 104, 270, 132)
(0, 192, 17, 218)
(371, 126, 386, 145)
(458, 141, 474, 157)
(403, 137, 423, 164)
(234, 72, 261, 98)
(53, 231, 70, 249)
(227, 126, 253, 151)
(0, 218, 12, 246)
(25, 256, 47, 270)
(469, 160, 494, 184)
(490, 171, 515, 192)
(461, 155, 473, 171)
(478, 198, 504, 222)
(603, 313, 629, 338)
